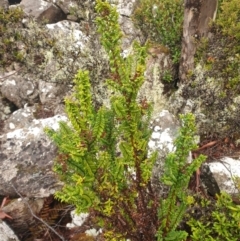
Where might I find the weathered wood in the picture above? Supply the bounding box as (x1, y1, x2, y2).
(179, 0, 218, 82)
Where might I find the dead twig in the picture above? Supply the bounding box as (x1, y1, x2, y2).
(192, 141, 218, 192)
(11, 185, 66, 241)
(0, 69, 22, 80)
(194, 140, 218, 152)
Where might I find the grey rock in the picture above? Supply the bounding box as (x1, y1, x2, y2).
(0, 114, 66, 198)
(54, 0, 83, 15)
(149, 110, 180, 195)
(38, 80, 66, 106)
(119, 14, 145, 52)
(19, 0, 66, 23)
(0, 220, 19, 241)
(112, 0, 138, 17)
(208, 157, 240, 194)
(1, 74, 39, 108)
(139, 47, 172, 118)
(55, 0, 78, 15)
(42, 20, 91, 84)
(3, 106, 35, 132)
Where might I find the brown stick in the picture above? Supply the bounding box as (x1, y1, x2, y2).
(11, 185, 66, 241)
(194, 140, 218, 152)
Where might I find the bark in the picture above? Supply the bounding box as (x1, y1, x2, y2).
(179, 0, 218, 82)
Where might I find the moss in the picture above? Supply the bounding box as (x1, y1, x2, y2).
(0, 7, 24, 68)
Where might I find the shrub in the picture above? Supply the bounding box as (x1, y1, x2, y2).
(188, 192, 240, 241)
(0, 7, 24, 68)
(217, 0, 240, 41)
(133, 0, 184, 64)
(45, 1, 204, 240)
(157, 113, 205, 241)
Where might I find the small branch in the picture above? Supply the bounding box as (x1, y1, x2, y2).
(194, 140, 218, 152)
(0, 68, 22, 80)
(11, 185, 66, 241)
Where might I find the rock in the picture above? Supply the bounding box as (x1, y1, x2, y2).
(0, 19, 91, 111)
(200, 164, 220, 196)
(38, 79, 66, 107)
(0, 114, 67, 198)
(0, 220, 19, 241)
(66, 211, 102, 239)
(114, 0, 138, 17)
(35, 18, 92, 82)
(1, 197, 44, 239)
(208, 157, 240, 194)
(19, 0, 66, 24)
(149, 110, 179, 154)
(1, 74, 39, 108)
(114, 0, 144, 50)
(148, 110, 180, 195)
(55, 0, 93, 21)
(0, 0, 8, 9)
(3, 106, 35, 132)
(55, 0, 79, 15)
(139, 46, 172, 118)
(119, 14, 144, 50)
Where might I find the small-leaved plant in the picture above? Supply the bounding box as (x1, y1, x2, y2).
(188, 192, 240, 241)
(217, 0, 240, 41)
(133, 0, 184, 64)
(157, 113, 205, 241)
(0, 6, 24, 68)
(45, 1, 205, 240)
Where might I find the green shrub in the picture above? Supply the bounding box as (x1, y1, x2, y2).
(188, 192, 240, 241)
(45, 1, 204, 240)
(0, 7, 24, 67)
(157, 114, 205, 241)
(217, 0, 240, 41)
(162, 70, 173, 83)
(215, 0, 240, 90)
(133, 0, 184, 63)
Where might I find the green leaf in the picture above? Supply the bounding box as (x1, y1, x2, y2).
(93, 107, 105, 140)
